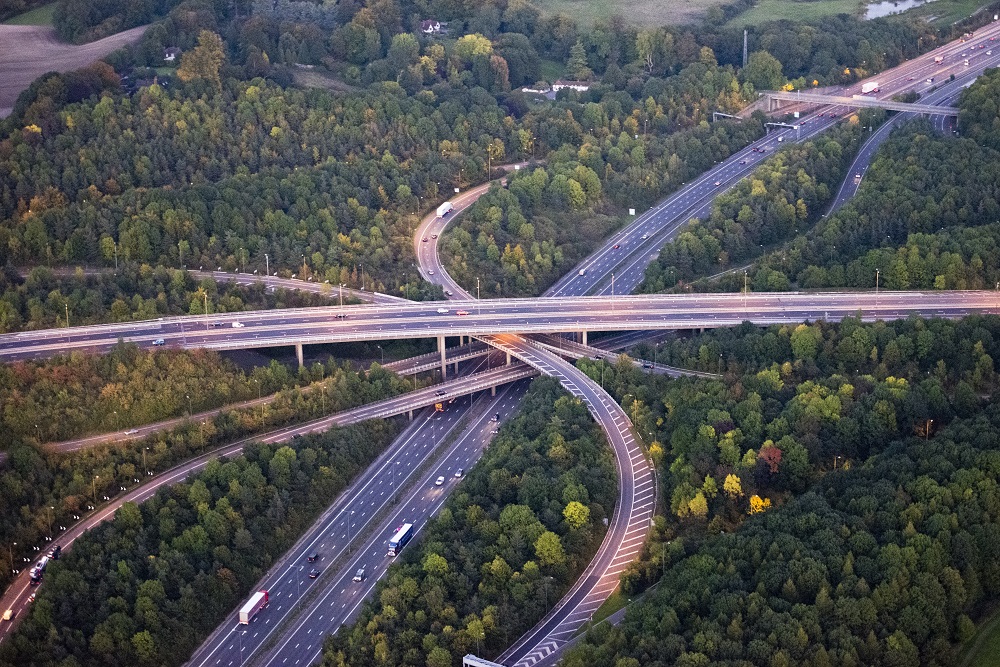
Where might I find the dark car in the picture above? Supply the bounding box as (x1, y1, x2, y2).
(309, 568, 321, 579)
(307, 551, 318, 562)
(47, 545, 61, 560)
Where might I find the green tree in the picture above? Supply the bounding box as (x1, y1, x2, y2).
(535, 530, 566, 567)
(742, 50, 784, 91)
(566, 39, 592, 81)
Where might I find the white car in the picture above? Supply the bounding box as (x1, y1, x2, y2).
(231, 322, 245, 328)
(435, 476, 445, 486)
(437, 308, 450, 314)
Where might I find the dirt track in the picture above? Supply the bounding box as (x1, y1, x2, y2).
(0, 24, 147, 117)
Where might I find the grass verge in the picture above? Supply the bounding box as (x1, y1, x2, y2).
(958, 605, 1000, 667)
(591, 589, 628, 625)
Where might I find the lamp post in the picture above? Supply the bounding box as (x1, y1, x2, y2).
(875, 268, 880, 317)
(8, 542, 16, 574)
(377, 345, 384, 365)
(65, 302, 69, 328)
(339, 283, 345, 307)
(92, 475, 99, 504)
(143, 447, 148, 476)
(186, 394, 192, 416)
(264, 253, 269, 278)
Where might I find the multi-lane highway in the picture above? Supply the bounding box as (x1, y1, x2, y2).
(0, 358, 535, 638)
(245, 383, 529, 667)
(542, 22, 1000, 300)
(186, 381, 528, 667)
(3, 21, 999, 666)
(1, 292, 995, 361)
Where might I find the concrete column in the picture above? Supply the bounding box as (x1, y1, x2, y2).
(491, 385, 496, 397)
(453, 360, 459, 374)
(438, 335, 447, 379)
(506, 352, 511, 366)
(581, 331, 588, 346)
(295, 343, 304, 369)
(408, 410, 413, 421)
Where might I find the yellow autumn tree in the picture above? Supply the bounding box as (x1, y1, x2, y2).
(178, 30, 225, 90)
(724, 473, 743, 499)
(749, 494, 772, 514)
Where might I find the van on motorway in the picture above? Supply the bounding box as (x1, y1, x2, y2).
(2, 609, 13, 622)
(578, 269, 587, 276)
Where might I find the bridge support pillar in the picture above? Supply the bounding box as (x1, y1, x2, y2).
(295, 343, 304, 369)
(408, 410, 413, 421)
(438, 335, 447, 379)
(491, 385, 496, 397)
(581, 331, 588, 346)
(505, 352, 512, 366)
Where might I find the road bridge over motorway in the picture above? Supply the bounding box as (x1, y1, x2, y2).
(761, 90, 960, 115)
(1, 292, 996, 365)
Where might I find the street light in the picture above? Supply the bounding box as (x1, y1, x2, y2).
(92, 475, 99, 504)
(377, 345, 384, 365)
(264, 253, 269, 278)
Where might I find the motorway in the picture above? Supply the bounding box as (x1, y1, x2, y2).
(0, 357, 535, 639)
(3, 21, 1000, 666)
(46, 360, 537, 453)
(247, 384, 528, 667)
(186, 381, 528, 667)
(0, 292, 996, 361)
(543, 22, 1000, 300)
(825, 58, 977, 213)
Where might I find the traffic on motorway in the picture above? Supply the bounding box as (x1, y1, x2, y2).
(3, 20, 999, 667)
(188, 382, 529, 667)
(0, 291, 996, 362)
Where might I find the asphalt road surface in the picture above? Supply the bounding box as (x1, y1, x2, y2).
(187, 382, 529, 667)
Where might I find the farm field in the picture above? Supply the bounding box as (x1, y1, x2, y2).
(3, 1, 55, 25)
(533, 0, 727, 27)
(0, 23, 146, 117)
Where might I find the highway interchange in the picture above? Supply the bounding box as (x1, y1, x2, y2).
(2, 20, 1000, 667)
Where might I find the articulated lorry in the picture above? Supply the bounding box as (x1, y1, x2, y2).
(861, 81, 879, 94)
(436, 202, 454, 217)
(239, 590, 269, 624)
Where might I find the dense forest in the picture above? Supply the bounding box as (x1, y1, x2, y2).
(665, 69, 1000, 294)
(0, 354, 411, 595)
(640, 115, 876, 293)
(441, 61, 765, 296)
(1, 344, 297, 442)
(583, 314, 997, 592)
(698, 118, 1000, 293)
(563, 405, 1000, 667)
(0, 265, 335, 333)
(320, 377, 617, 666)
(0, 420, 402, 667)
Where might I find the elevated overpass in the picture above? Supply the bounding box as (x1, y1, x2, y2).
(762, 90, 960, 115)
(2, 291, 995, 364)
